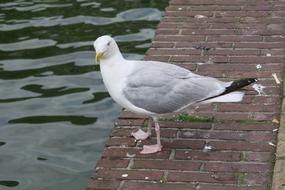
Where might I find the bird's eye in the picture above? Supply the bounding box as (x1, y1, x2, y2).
(107, 42, 111, 46)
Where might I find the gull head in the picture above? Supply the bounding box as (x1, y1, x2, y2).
(93, 35, 119, 63)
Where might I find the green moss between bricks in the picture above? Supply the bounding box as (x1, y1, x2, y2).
(176, 113, 215, 122)
(162, 113, 216, 123)
(161, 113, 275, 125)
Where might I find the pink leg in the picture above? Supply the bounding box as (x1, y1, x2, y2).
(131, 118, 151, 140)
(140, 117, 162, 154)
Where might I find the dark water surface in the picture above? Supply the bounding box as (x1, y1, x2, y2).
(0, 1, 168, 189)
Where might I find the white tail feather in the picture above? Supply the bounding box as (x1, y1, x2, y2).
(202, 91, 245, 104)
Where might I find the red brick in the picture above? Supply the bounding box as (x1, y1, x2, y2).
(176, 41, 233, 48)
(242, 5, 272, 11)
(159, 121, 212, 129)
(241, 112, 273, 121)
(234, 42, 285, 48)
(170, 55, 227, 63)
(213, 123, 276, 131)
(142, 138, 205, 150)
(166, 6, 188, 11)
(273, 5, 285, 11)
(191, 104, 215, 112)
(198, 184, 268, 190)
(198, 63, 282, 72)
(264, 35, 285, 42)
(105, 137, 136, 147)
(197, 70, 281, 79)
(207, 35, 262, 42)
(161, 139, 205, 149)
(161, 17, 188, 22)
(210, 17, 241, 23)
(180, 130, 245, 140)
(132, 160, 201, 171)
(155, 29, 180, 35)
(168, 171, 238, 183)
(193, 112, 251, 121)
(262, 17, 285, 24)
(190, 5, 241, 11)
(146, 49, 202, 56)
(273, 11, 285, 17)
(248, 131, 275, 142)
(122, 182, 194, 190)
(256, 78, 282, 87)
(243, 173, 271, 185)
(112, 127, 178, 139)
(150, 42, 175, 48)
(206, 49, 260, 56)
(261, 49, 285, 56)
(158, 22, 210, 29)
(95, 169, 164, 181)
(102, 148, 171, 159)
(256, 29, 285, 36)
(184, 23, 210, 29)
(175, 150, 242, 161)
(181, 29, 240, 35)
(253, 96, 279, 105)
(260, 87, 282, 95)
(203, 162, 270, 172)
(165, 11, 214, 17)
(211, 23, 266, 30)
(154, 35, 205, 42)
(215, 11, 269, 17)
(156, 129, 178, 138)
(244, 152, 273, 162)
(208, 140, 274, 152)
(229, 56, 284, 63)
(96, 159, 129, 168)
(217, 104, 277, 113)
(111, 128, 134, 137)
(180, 130, 273, 142)
(86, 179, 120, 190)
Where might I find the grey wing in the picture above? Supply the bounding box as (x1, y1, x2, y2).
(123, 61, 228, 114)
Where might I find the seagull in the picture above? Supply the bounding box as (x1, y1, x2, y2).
(93, 35, 257, 154)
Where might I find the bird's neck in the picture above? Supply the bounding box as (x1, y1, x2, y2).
(102, 51, 124, 66)
(100, 50, 131, 78)
(99, 51, 131, 103)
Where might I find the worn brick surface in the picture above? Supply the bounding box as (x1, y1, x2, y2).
(87, 0, 284, 189)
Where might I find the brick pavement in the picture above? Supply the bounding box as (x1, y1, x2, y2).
(87, 0, 285, 189)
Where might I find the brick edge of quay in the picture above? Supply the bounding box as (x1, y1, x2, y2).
(271, 83, 285, 190)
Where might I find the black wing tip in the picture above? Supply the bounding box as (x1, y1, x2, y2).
(199, 78, 257, 103)
(225, 78, 257, 94)
(246, 78, 258, 83)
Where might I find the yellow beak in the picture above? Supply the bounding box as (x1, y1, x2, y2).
(96, 52, 102, 63)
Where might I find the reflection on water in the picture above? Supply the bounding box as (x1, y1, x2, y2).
(0, 180, 19, 187)
(0, 0, 168, 189)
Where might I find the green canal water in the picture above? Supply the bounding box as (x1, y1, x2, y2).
(0, 1, 168, 189)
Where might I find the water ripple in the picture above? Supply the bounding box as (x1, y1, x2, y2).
(0, 8, 162, 31)
(9, 115, 98, 125)
(2, 3, 72, 12)
(114, 29, 154, 42)
(0, 180, 19, 187)
(0, 1, 168, 189)
(0, 38, 57, 51)
(0, 51, 95, 71)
